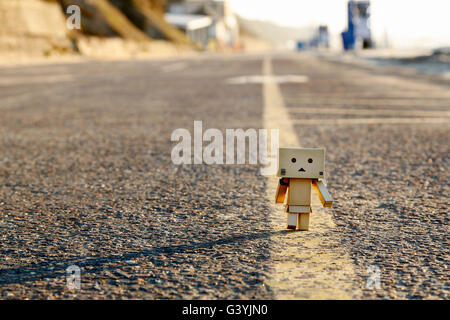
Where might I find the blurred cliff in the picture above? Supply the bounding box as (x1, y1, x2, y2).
(0, 0, 261, 64)
(0, 0, 73, 60)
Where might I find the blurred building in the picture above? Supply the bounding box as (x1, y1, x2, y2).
(166, 0, 239, 50)
(164, 13, 212, 48)
(308, 25, 330, 49)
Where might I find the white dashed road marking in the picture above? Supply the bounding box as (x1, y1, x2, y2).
(227, 75, 309, 85)
(291, 117, 450, 125)
(289, 107, 450, 118)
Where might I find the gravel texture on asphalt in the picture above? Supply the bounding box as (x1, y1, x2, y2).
(274, 56, 449, 300)
(0, 57, 274, 299)
(0, 54, 448, 299)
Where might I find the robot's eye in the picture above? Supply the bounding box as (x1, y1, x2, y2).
(308, 158, 313, 163)
(291, 158, 296, 163)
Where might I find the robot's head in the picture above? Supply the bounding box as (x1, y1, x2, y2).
(277, 147, 325, 179)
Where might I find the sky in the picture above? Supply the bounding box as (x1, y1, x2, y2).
(228, 0, 450, 49)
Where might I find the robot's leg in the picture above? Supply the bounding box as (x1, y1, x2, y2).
(287, 213, 297, 230)
(297, 209, 311, 231)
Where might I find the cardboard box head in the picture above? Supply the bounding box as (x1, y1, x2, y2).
(277, 147, 325, 179)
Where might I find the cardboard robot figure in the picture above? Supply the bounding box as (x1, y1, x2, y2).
(275, 148, 333, 231)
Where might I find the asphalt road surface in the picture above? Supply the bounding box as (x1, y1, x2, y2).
(0, 53, 448, 299)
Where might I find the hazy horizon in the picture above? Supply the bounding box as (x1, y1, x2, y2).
(229, 0, 450, 49)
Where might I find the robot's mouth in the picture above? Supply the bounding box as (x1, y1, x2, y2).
(298, 168, 305, 172)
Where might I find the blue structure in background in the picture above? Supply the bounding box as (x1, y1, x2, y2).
(341, 30, 354, 50)
(296, 25, 329, 51)
(310, 25, 330, 48)
(341, 0, 372, 51)
(341, 1, 357, 50)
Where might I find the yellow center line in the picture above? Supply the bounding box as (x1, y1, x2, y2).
(263, 56, 362, 299)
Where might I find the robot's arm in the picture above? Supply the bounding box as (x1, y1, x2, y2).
(275, 178, 289, 204)
(312, 179, 333, 207)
